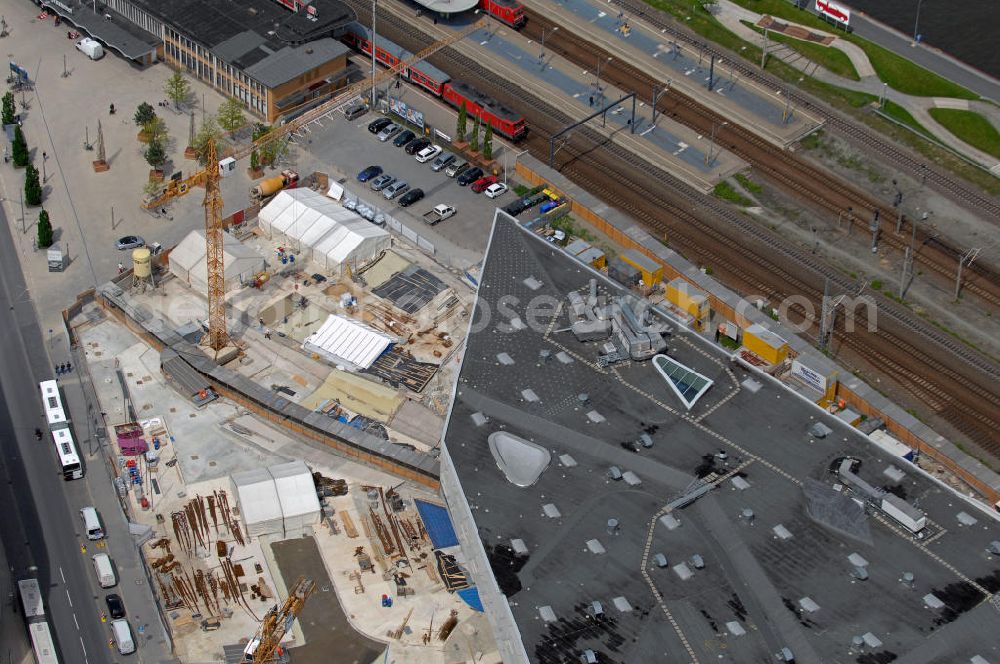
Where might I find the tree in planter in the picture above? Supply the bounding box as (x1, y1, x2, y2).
(217, 97, 247, 133)
(249, 147, 260, 172)
(133, 102, 156, 128)
(259, 134, 290, 168)
(470, 119, 480, 153)
(141, 116, 168, 145)
(36, 209, 53, 248)
(145, 137, 167, 172)
(2, 92, 15, 126)
(164, 71, 192, 110)
(456, 101, 467, 143)
(482, 124, 494, 161)
(24, 164, 42, 205)
(191, 116, 222, 165)
(11, 125, 28, 167)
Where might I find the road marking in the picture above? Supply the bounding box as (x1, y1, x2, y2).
(80, 636, 88, 660)
(73, 613, 79, 630)
(65, 588, 73, 607)
(59, 566, 66, 583)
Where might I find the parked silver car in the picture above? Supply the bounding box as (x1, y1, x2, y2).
(383, 180, 410, 200)
(376, 123, 400, 142)
(369, 174, 395, 192)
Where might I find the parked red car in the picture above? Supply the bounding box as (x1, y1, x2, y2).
(471, 175, 498, 193)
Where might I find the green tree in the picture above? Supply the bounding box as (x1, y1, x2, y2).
(470, 119, 480, 152)
(483, 123, 493, 160)
(24, 164, 42, 205)
(192, 116, 222, 165)
(11, 125, 28, 167)
(164, 71, 192, 110)
(133, 102, 156, 127)
(2, 92, 15, 126)
(259, 134, 290, 168)
(36, 209, 53, 248)
(217, 97, 247, 133)
(142, 116, 168, 145)
(250, 148, 260, 171)
(145, 137, 167, 170)
(457, 101, 467, 143)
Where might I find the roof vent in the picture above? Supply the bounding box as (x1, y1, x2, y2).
(741, 508, 755, 525)
(306, 47, 314, 55)
(607, 518, 620, 535)
(901, 571, 915, 587)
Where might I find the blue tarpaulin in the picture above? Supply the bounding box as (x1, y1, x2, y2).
(457, 587, 484, 612)
(415, 499, 459, 549)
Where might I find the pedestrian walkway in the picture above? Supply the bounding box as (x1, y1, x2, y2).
(711, 0, 1000, 174)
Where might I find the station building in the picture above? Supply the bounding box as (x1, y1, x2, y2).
(41, 0, 357, 123)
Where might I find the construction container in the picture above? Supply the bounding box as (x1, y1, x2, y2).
(608, 258, 640, 288)
(564, 238, 591, 256)
(743, 324, 789, 365)
(665, 277, 709, 319)
(620, 249, 663, 286)
(576, 247, 606, 269)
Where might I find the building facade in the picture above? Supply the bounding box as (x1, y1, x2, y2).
(47, 0, 355, 123)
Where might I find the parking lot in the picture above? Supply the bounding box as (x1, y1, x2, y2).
(298, 97, 521, 268)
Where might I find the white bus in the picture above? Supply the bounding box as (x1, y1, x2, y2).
(39, 380, 68, 430)
(27, 622, 59, 664)
(17, 579, 59, 664)
(52, 428, 83, 480)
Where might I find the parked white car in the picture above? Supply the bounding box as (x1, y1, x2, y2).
(485, 182, 509, 199)
(415, 145, 442, 163)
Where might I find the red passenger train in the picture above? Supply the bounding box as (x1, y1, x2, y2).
(479, 0, 526, 28)
(341, 23, 527, 140)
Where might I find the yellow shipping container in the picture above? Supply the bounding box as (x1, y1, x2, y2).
(665, 278, 709, 318)
(620, 249, 663, 286)
(743, 324, 789, 365)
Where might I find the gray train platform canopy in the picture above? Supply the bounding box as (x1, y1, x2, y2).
(41, 1, 160, 62)
(411, 0, 478, 15)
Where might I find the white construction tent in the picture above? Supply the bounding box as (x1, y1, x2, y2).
(258, 188, 390, 273)
(169, 229, 266, 292)
(302, 314, 395, 371)
(230, 461, 321, 539)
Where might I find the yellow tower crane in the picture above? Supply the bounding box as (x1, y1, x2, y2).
(145, 20, 487, 352)
(243, 576, 315, 663)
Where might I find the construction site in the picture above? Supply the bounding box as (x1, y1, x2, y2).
(58, 37, 499, 659)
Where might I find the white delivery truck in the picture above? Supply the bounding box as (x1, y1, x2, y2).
(76, 38, 105, 61)
(111, 619, 135, 655)
(92, 553, 116, 588)
(80, 506, 104, 540)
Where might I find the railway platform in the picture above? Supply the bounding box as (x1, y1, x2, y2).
(380, 7, 745, 192)
(531, 0, 824, 148)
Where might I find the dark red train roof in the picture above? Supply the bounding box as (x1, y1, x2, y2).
(482, 0, 524, 9)
(447, 80, 523, 124)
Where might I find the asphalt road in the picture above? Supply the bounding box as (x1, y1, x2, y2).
(801, 5, 1000, 102)
(0, 203, 115, 664)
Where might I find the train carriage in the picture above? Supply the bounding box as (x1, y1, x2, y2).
(479, 0, 526, 28)
(442, 80, 526, 140)
(342, 23, 450, 96)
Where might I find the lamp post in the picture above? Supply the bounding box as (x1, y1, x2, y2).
(539, 26, 558, 63)
(371, 0, 378, 107)
(594, 56, 612, 104)
(505, 148, 529, 185)
(913, 0, 924, 43)
(704, 121, 728, 166)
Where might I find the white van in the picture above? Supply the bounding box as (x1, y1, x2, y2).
(76, 38, 105, 61)
(80, 506, 104, 540)
(92, 553, 116, 588)
(111, 619, 135, 655)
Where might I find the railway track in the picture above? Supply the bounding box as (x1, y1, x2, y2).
(519, 10, 1000, 310)
(609, 0, 1000, 223)
(343, 3, 1000, 461)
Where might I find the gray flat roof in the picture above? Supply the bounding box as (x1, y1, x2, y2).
(441, 212, 1000, 663)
